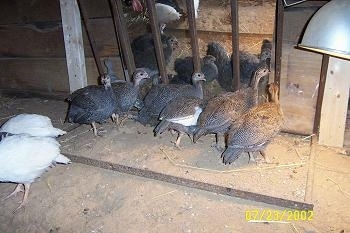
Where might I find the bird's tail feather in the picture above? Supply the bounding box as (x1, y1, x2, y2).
(221, 147, 243, 164)
(52, 128, 67, 136)
(137, 109, 152, 125)
(193, 128, 206, 143)
(154, 120, 170, 136)
(55, 154, 71, 164)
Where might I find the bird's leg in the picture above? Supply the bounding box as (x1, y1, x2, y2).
(174, 132, 183, 149)
(91, 122, 98, 136)
(13, 183, 31, 213)
(111, 113, 118, 124)
(211, 134, 225, 152)
(259, 150, 271, 163)
(2, 184, 24, 201)
(248, 152, 256, 164)
(170, 129, 177, 136)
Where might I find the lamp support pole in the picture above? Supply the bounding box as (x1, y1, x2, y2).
(312, 54, 329, 144)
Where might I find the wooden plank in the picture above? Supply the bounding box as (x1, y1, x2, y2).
(0, 18, 120, 58)
(0, 0, 61, 24)
(0, 24, 66, 58)
(280, 43, 322, 135)
(60, 0, 87, 92)
(318, 57, 350, 147)
(0, 0, 111, 25)
(0, 57, 123, 94)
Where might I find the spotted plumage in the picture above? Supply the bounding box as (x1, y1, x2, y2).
(193, 64, 270, 149)
(66, 74, 117, 136)
(137, 72, 206, 126)
(222, 83, 284, 164)
(154, 96, 203, 148)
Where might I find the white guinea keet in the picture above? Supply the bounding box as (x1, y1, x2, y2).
(0, 134, 70, 212)
(0, 113, 66, 137)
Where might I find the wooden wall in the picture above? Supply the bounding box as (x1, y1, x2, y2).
(0, 0, 330, 136)
(0, 0, 123, 97)
(279, 2, 327, 135)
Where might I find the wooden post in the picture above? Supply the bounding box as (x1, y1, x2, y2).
(231, 0, 240, 91)
(77, 0, 104, 77)
(318, 57, 350, 147)
(60, 0, 87, 92)
(312, 55, 329, 144)
(110, 0, 136, 81)
(274, 0, 284, 87)
(186, 0, 200, 73)
(145, 0, 168, 84)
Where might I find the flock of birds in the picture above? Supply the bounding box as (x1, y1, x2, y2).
(0, 8, 284, 212)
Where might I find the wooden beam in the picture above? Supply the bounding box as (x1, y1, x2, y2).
(77, 0, 104, 76)
(59, 0, 87, 92)
(312, 54, 329, 143)
(109, 0, 135, 81)
(318, 57, 350, 147)
(231, 0, 240, 91)
(145, 0, 168, 84)
(274, 0, 284, 87)
(186, 0, 200, 73)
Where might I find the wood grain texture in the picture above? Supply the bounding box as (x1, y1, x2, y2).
(319, 58, 350, 147)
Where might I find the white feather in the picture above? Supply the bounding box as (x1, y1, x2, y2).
(156, 3, 182, 24)
(168, 107, 202, 126)
(0, 113, 66, 137)
(0, 134, 70, 184)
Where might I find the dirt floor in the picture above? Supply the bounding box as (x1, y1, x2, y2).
(0, 95, 350, 233)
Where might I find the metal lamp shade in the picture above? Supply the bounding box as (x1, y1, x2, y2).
(298, 0, 350, 60)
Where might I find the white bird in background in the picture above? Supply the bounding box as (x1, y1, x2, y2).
(0, 134, 70, 212)
(156, 2, 182, 25)
(0, 113, 66, 137)
(156, 0, 200, 24)
(130, 0, 200, 24)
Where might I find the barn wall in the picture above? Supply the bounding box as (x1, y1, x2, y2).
(0, 0, 279, 98)
(279, 2, 327, 135)
(0, 0, 123, 97)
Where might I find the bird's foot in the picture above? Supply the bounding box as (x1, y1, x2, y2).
(2, 184, 23, 201)
(259, 150, 274, 164)
(170, 140, 182, 150)
(13, 200, 27, 214)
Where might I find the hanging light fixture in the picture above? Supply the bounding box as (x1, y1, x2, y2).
(298, 0, 350, 60)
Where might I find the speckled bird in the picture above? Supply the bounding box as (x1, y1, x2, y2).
(222, 83, 284, 164)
